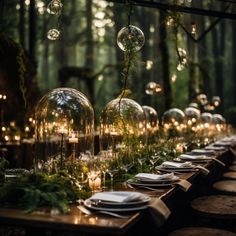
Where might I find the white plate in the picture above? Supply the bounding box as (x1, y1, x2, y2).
(84, 199, 149, 212)
(127, 178, 178, 187)
(89, 195, 151, 207)
(156, 166, 195, 172)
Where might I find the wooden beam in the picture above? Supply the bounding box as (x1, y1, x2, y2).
(106, 0, 236, 20)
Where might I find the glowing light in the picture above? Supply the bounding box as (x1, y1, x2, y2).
(171, 74, 177, 82)
(146, 60, 153, 70)
(25, 0, 30, 6)
(95, 11, 105, 19)
(98, 75, 104, 81)
(191, 22, 197, 35)
(166, 16, 174, 26)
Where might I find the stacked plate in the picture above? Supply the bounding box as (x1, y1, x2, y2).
(156, 161, 195, 172)
(83, 191, 151, 212)
(178, 154, 212, 162)
(127, 173, 179, 188)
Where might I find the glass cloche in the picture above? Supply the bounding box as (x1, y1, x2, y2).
(99, 98, 147, 155)
(184, 107, 200, 131)
(162, 108, 186, 136)
(142, 105, 159, 134)
(35, 88, 94, 173)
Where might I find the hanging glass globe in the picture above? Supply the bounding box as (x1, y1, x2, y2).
(35, 88, 94, 174)
(47, 0, 63, 15)
(162, 108, 186, 135)
(145, 82, 162, 95)
(117, 25, 145, 52)
(197, 93, 208, 105)
(99, 98, 147, 155)
(47, 29, 60, 40)
(142, 106, 159, 134)
(184, 107, 200, 131)
(212, 96, 221, 107)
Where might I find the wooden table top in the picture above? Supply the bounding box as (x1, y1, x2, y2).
(0, 149, 233, 235)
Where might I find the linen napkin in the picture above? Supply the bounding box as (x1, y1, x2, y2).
(161, 161, 192, 168)
(205, 145, 226, 151)
(180, 154, 208, 160)
(135, 173, 174, 181)
(89, 191, 145, 203)
(191, 149, 216, 155)
(173, 179, 192, 192)
(148, 198, 171, 227)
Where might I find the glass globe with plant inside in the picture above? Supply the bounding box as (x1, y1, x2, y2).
(35, 88, 94, 177)
(162, 108, 186, 137)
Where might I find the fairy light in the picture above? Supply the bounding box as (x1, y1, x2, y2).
(166, 16, 174, 27)
(146, 60, 153, 70)
(191, 22, 197, 35)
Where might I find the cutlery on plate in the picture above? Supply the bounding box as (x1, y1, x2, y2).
(77, 205, 130, 219)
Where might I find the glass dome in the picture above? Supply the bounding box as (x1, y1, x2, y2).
(162, 108, 186, 135)
(35, 88, 94, 173)
(212, 114, 226, 132)
(99, 98, 147, 155)
(184, 107, 200, 131)
(142, 105, 159, 134)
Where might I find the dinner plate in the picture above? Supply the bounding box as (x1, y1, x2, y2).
(84, 199, 149, 212)
(156, 166, 195, 172)
(134, 175, 179, 183)
(127, 177, 179, 187)
(89, 195, 151, 207)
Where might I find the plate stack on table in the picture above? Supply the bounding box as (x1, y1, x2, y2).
(127, 173, 180, 188)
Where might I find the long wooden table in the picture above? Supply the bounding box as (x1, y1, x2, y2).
(0, 148, 234, 236)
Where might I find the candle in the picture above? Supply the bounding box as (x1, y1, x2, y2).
(69, 132, 78, 143)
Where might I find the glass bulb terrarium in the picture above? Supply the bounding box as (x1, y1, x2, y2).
(184, 107, 200, 132)
(162, 108, 186, 136)
(99, 98, 147, 157)
(142, 105, 159, 135)
(35, 88, 94, 174)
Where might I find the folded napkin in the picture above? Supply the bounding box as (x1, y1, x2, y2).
(135, 173, 174, 181)
(191, 149, 215, 155)
(148, 198, 171, 227)
(161, 161, 192, 168)
(89, 191, 145, 203)
(173, 179, 192, 192)
(205, 146, 225, 151)
(180, 154, 208, 160)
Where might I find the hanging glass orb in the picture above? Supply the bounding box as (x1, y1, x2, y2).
(35, 88, 94, 174)
(99, 98, 146, 155)
(145, 82, 162, 95)
(142, 106, 159, 134)
(47, 29, 60, 40)
(117, 25, 145, 52)
(47, 0, 63, 15)
(162, 108, 186, 134)
(197, 93, 208, 105)
(212, 96, 221, 107)
(184, 107, 200, 131)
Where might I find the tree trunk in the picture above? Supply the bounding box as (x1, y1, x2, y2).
(113, 3, 124, 90)
(159, 11, 172, 110)
(232, 9, 236, 106)
(19, 0, 25, 48)
(211, 21, 225, 112)
(198, 1, 211, 97)
(29, 0, 36, 63)
(140, 8, 151, 105)
(85, 0, 94, 104)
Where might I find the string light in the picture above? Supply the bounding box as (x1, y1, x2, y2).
(191, 22, 197, 35)
(166, 16, 174, 27)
